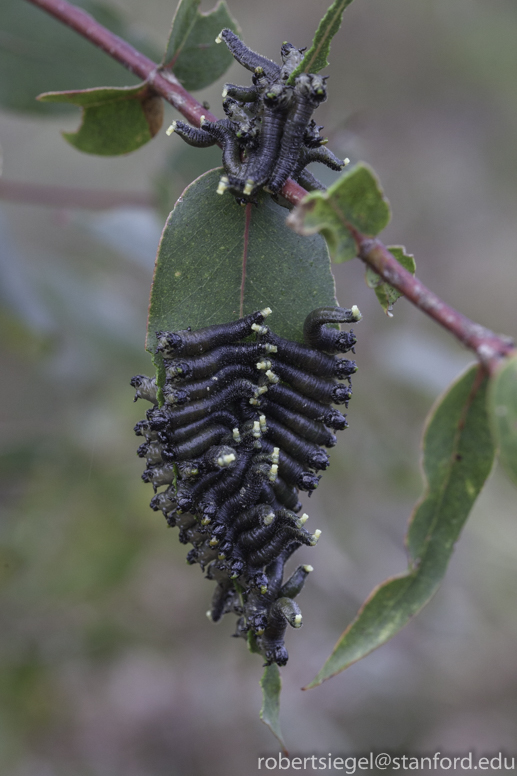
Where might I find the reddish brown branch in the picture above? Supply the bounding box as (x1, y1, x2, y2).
(349, 229, 515, 373)
(24, 0, 515, 372)
(25, 0, 218, 127)
(0, 180, 154, 210)
(240, 203, 252, 318)
(283, 182, 514, 373)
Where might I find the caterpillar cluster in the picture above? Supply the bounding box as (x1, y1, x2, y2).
(131, 306, 360, 666)
(166, 29, 348, 204)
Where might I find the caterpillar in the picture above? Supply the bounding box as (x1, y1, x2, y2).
(167, 32, 350, 203)
(132, 305, 361, 666)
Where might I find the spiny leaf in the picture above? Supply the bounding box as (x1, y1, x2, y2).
(260, 664, 285, 750)
(287, 0, 355, 83)
(365, 246, 416, 316)
(287, 163, 391, 263)
(146, 168, 337, 352)
(488, 352, 517, 486)
(305, 365, 494, 688)
(162, 0, 240, 91)
(38, 85, 163, 155)
(0, 0, 161, 114)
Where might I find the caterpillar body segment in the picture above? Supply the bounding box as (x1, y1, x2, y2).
(168, 120, 217, 148)
(258, 398, 336, 447)
(267, 74, 328, 195)
(160, 411, 239, 445)
(295, 168, 326, 192)
(303, 306, 362, 352)
(279, 564, 313, 599)
(169, 33, 345, 203)
(133, 306, 359, 665)
(156, 308, 271, 357)
(223, 82, 259, 103)
(267, 359, 354, 405)
(130, 374, 158, 404)
(165, 343, 275, 381)
(257, 327, 355, 378)
(216, 29, 281, 81)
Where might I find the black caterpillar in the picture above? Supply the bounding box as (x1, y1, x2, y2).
(166, 30, 349, 204)
(132, 306, 361, 666)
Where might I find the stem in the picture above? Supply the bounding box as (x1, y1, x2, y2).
(351, 230, 515, 373)
(25, 0, 218, 127)
(0, 180, 154, 210)
(240, 203, 252, 318)
(283, 184, 514, 374)
(25, 0, 515, 372)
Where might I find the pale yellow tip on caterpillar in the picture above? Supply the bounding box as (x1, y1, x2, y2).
(217, 176, 229, 195)
(243, 179, 254, 196)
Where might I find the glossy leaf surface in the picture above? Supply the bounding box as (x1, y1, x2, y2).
(39, 85, 163, 155)
(146, 168, 337, 352)
(162, 0, 239, 91)
(489, 353, 517, 485)
(287, 0, 354, 83)
(0, 0, 161, 114)
(288, 163, 391, 263)
(306, 365, 494, 687)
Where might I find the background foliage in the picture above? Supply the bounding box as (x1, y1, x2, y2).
(1, 0, 517, 772)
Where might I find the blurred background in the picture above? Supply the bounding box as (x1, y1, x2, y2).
(1, 0, 517, 773)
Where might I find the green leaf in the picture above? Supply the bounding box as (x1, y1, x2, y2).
(306, 365, 495, 688)
(287, 163, 391, 263)
(38, 85, 163, 156)
(287, 0, 355, 83)
(162, 0, 240, 91)
(0, 0, 162, 114)
(365, 246, 416, 316)
(146, 168, 337, 352)
(260, 664, 285, 750)
(488, 353, 517, 486)
(247, 630, 261, 655)
(153, 142, 223, 219)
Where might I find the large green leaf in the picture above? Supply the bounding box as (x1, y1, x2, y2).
(38, 85, 163, 155)
(146, 168, 337, 352)
(287, 163, 391, 263)
(162, 0, 239, 92)
(260, 664, 285, 750)
(365, 246, 416, 316)
(0, 0, 162, 114)
(488, 353, 517, 486)
(287, 0, 355, 83)
(306, 365, 495, 688)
